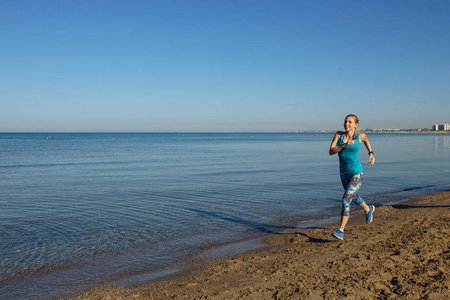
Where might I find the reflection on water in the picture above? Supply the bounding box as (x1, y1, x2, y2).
(434, 135, 450, 157)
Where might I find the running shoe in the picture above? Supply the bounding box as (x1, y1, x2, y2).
(332, 229, 344, 240)
(365, 205, 375, 224)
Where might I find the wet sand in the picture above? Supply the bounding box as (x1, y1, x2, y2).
(65, 191, 449, 299)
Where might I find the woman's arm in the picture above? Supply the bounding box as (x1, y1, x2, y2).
(329, 132, 346, 155)
(360, 132, 375, 165)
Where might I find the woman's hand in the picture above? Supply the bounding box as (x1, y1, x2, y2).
(345, 130, 355, 148)
(361, 132, 375, 165)
(329, 132, 344, 155)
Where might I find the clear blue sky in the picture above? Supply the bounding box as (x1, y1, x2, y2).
(1, 0, 449, 132)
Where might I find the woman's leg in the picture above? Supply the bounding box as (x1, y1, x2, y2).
(339, 173, 364, 231)
(359, 201, 370, 213)
(339, 215, 349, 232)
(339, 202, 371, 231)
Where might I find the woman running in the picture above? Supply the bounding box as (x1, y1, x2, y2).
(329, 114, 375, 240)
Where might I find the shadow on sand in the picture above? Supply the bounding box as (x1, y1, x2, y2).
(293, 232, 332, 243)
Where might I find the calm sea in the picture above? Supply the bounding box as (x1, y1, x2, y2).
(1, 133, 449, 299)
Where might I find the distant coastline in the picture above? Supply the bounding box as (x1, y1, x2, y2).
(363, 129, 450, 134)
(291, 129, 450, 134)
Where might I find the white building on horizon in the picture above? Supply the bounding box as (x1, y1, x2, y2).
(433, 123, 450, 131)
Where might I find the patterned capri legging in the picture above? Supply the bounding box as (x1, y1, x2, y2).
(340, 173, 364, 217)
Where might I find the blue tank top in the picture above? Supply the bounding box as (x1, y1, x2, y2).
(337, 132, 363, 176)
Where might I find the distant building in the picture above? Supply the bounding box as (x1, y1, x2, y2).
(439, 123, 450, 131)
(433, 123, 450, 131)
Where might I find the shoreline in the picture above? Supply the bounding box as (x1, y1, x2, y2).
(64, 190, 450, 299)
(292, 130, 450, 134)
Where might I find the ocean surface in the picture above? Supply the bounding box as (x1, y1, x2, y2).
(1, 132, 449, 299)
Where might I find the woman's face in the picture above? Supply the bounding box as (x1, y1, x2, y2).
(344, 117, 358, 132)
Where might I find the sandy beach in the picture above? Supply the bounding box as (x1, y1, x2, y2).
(66, 191, 449, 299)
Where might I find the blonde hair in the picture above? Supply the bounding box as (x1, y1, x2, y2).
(345, 114, 359, 132)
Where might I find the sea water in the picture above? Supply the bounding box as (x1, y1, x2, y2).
(1, 132, 449, 299)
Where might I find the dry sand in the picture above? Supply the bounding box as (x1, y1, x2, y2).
(66, 191, 449, 299)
